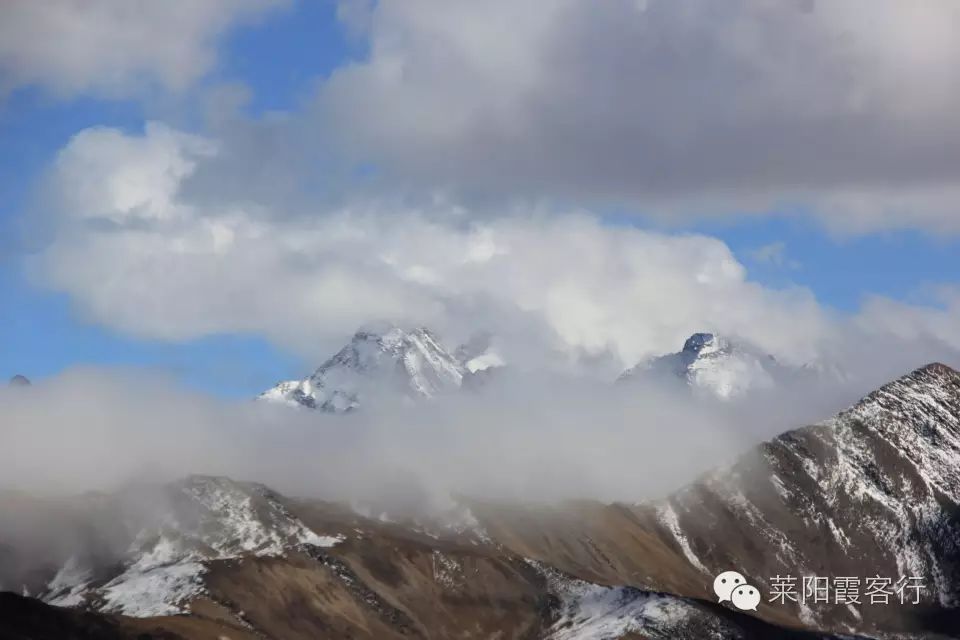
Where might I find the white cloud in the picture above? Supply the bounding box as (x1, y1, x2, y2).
(315, 0, 960, 232)
(8, 1, 960, 233)
(855, 288, 960, 354)
(49, 123, 217, 223)
(0, 364, 869, 505)
(34, 123, 831, 370)
(30, 123, 960, 379)
(0, 0, 287, 97)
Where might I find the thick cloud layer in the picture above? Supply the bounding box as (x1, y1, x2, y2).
(34, 123, 834, 369)
(5, 1, 960, 231)
(0, 363, 886, 505)
(320, 0, 960, 231)
(30, 122, 960, 374)
(0, 0, 286, 97)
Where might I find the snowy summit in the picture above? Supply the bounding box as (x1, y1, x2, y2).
(259, 325, 492, 412)
(619, 332, 783, 400)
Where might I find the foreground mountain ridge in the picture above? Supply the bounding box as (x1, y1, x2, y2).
(3, 363, 959, 639)
(476, 362, 960, 638)
(1, 473, 862, 640)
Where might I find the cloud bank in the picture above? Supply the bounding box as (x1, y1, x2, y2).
(0, 363, 884, 505)
(6, 1, 960, 232)
(30, 122, 960, 377)
(0, 0, 287, 97)
(318, 0, 960, 232)
(34, 122, 835, 370)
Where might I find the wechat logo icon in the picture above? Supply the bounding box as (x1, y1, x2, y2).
(713, 570, 761, 611)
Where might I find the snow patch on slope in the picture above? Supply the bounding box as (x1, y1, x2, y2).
(43, 476, 342, 617)
(527, 560, 694, 640)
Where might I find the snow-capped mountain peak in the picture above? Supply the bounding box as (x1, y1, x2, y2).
(260, 325, 468, 412)
(620, 332, 779, 400)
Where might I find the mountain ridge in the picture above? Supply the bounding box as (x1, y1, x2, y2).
(260, 326, 819, 411)
(7, 363, 958, 637)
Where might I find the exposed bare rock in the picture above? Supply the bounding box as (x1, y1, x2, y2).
(8, 374, 30, 387)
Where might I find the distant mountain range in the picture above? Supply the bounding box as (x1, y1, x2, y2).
(259, 326, 820, 410)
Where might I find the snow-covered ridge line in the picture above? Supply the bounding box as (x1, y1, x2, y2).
(44, 475, 342, 617)
(261, 325, 820, 413)
(656, 362, 960, 634)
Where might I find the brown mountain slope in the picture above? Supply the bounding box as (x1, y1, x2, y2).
(470, 363, 960, 638)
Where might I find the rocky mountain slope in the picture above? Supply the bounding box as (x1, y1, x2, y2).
(483, 362, 960, 638)
(3, 363, 960, 639)
(40, 476, 342, 617)
(1, 475, 853, 640)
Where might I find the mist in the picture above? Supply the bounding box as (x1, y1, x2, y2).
(2, 339, 955, 594)
(0, 351, 933, 509)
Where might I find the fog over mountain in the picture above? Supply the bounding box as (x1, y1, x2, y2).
(4, 360, 960, 639)
(3, 323, 952, 507)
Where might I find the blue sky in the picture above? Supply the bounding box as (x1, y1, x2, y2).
(0, 0, 347, 396)
(2, 1, 959, 397)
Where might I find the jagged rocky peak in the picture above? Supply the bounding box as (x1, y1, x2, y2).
(8, 374, 31, 387)
(260, 324, 468, 412)
(619, 331, 783, 400)
(682, 332, 727, 355)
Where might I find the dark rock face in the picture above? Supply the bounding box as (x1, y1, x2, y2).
(0, 592, 128, 640)
(0, 591, 260, 640)
(682, 332, 720, 354)
(8, 375, 31, 387)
